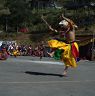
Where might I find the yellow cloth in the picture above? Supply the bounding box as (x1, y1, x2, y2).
(13, 50, 19, 56)
(48, 40, 78, 68)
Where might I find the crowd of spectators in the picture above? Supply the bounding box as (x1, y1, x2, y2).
(0, 42, 50, 60)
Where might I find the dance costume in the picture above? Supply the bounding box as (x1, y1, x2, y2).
(48, 39, 79, 68)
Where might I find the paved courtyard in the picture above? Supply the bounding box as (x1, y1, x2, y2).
(0, 56, 95, 96)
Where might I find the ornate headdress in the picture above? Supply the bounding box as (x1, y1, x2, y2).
(59, 20, 69, 26)
(59, 19, 78, 29)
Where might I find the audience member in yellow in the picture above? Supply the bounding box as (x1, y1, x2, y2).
(13, 49, 20, 57)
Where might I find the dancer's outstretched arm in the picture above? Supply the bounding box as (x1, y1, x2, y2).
(41, 15, 58, 33)
(48, 25, 58, 33)
(41, 15, 50, 27)
(61, 14, 71, 23)
(61, 14, 78, 28)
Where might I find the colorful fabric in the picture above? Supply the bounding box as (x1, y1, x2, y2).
(53, 49, 63, 60)
(71, 42, 79, 60)
(48, 39, 79, 68)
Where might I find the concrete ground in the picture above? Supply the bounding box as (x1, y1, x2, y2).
(0, 56, 95, 96)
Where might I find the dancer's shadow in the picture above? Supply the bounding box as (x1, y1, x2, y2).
(25, 71, 64, 77)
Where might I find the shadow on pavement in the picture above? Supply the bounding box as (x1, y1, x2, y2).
(25, 71, 65, 77)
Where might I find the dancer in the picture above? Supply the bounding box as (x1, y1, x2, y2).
(41, 14, 79, 76)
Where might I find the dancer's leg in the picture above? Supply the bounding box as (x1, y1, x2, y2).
(62, 66, 69, 76)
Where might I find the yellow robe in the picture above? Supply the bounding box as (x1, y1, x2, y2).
(48, 39, 79, 68)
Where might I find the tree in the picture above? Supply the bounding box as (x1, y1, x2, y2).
(0, 0, 11, 32)
(5, 0, 32, 32)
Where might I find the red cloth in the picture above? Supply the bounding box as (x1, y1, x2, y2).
(71, 43, 79, 60)
(19, 28, 29, 33)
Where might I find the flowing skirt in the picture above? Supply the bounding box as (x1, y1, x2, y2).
(48, 39, 79, 68)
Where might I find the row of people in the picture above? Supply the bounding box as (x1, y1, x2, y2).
(0, 43, 49, 58)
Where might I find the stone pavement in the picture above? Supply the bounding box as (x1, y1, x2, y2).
(0, 56, 95, 96)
